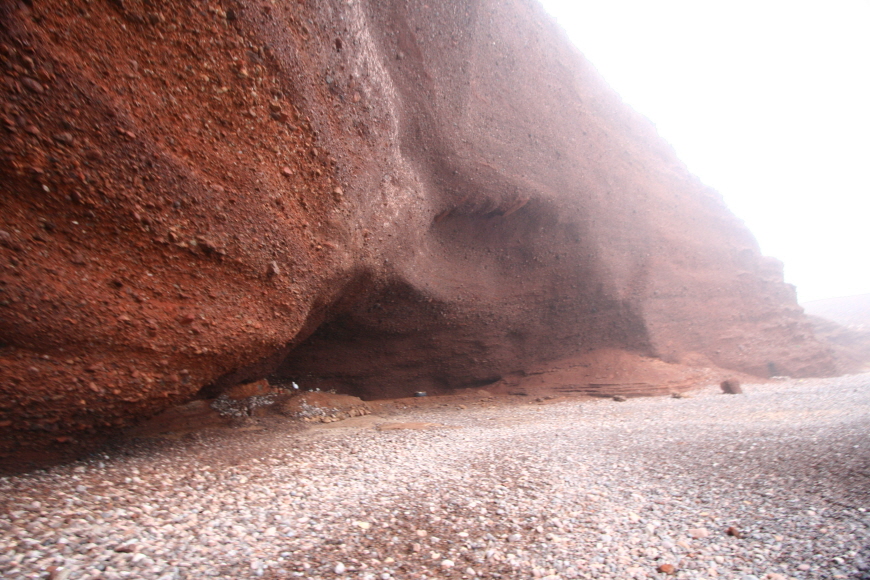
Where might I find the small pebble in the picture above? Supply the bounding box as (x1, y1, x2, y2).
(726, 526, 743, 538)
(21, 77, 44, 93)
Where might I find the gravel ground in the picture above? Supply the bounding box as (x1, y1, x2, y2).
(1, 374, 869, 580)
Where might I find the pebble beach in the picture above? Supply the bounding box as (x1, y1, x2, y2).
(1, 374, 868, 580)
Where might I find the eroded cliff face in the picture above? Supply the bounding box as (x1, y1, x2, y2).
(0, 0, 834, 470)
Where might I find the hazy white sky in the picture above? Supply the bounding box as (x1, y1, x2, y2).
(538, 0, 870, 303)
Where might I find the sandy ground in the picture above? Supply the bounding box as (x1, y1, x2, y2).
(1, 374, 869, 580)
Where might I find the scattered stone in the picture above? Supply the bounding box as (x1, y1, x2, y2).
(53, 132, 74, 145)
(196, 236, 223, 256)
(0, 376, 867, 580)
(334, 562, 346, 574)
(179, 313, 196, 325)
(726, 526, 743, 538)
(277, 392, 371, 422)
(721, 379, 742, 394)
(48, 567, 70, 580)
(281, 166, 293, 177)
(21, 76, 44, 93)
(688, 527, 709, 539)
(612, 395, 627, 402)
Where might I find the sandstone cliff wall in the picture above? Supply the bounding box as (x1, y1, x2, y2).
(0, 0, 834, 470)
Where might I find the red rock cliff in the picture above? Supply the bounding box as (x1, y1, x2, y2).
(0, 0, 834, 470)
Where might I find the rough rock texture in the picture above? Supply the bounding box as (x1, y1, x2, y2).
(0, 0, 834, 470)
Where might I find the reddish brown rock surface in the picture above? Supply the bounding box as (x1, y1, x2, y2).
(0, 0, 834, 471)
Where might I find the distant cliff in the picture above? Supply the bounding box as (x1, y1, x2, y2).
(803, 294, 870, 373)
(803, 294, 870, 330)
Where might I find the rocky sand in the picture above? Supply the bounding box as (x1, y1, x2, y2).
(1, 374, 868, 580)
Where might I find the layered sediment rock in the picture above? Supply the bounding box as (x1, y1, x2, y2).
(0, 0, 834, 470)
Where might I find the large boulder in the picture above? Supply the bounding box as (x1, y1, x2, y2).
(0, 0, 834, 471)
